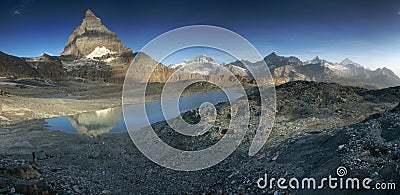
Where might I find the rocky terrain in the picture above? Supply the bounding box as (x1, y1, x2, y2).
(1, 81, 399, 194)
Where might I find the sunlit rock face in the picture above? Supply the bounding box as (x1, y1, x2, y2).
(68, 107, 122, 137)
(61, 9, 131, 60)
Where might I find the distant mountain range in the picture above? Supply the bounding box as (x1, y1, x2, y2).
(170, 54, 248, 77)
(0, 9, 399, 89)
(169, 52, 400, 89)
(261, 52, 400, 88)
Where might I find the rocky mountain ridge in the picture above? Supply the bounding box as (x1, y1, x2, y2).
(1, 10, 399, 89)
(226, 52, 400, 89)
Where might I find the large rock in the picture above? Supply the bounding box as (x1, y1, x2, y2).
(0, 90, 11, 97)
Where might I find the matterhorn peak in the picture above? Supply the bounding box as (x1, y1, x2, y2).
(61, 9, 131, 59)
(85, 9, 99, 20)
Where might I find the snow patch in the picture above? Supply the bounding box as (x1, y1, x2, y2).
(0, 116, 11, 121)
(324, 63, 349, 72)
(230, 65, 246, 72)
(86, 46, 116, 60)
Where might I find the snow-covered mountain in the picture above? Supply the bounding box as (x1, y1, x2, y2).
(340, 58, 363, 68)
(298, 55, 400, 88)
(171, 52, 400, 88)
(305, 56, 323, 65)
(170, 54, 247, 76)
(223, 52, 400, 89)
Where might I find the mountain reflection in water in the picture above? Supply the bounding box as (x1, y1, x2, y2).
(45, 91, 244, 137)
(68, 107, 122, 137)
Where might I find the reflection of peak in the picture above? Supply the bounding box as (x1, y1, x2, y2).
(68, 107, 122, 137)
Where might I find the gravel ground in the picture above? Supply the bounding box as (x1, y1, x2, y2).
(0, 81, 400, 194)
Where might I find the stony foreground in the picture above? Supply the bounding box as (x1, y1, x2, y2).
(0, 81, 400, 194)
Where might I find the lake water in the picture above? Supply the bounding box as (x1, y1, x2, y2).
(45, 91, 243, 137)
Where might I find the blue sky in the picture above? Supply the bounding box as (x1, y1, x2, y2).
(1, 0, 400, 76)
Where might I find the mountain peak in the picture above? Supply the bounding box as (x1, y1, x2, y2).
(266, 52, 278, 58)
(340, 58, 362, 68)
(307, 56, 321, 64)
(312, 56, 320, 61)
(61, 9, 131, 59)
(264, 52, 302, 67)
(169, 54, 220, 75)
(85, 9, 98, 20)
(193, 54, 215, 63)
(340, 58, 354, 65)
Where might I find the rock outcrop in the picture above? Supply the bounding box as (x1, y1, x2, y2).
(0, 89, 11, 97)
(0, 51, 40, 78)
(24, 54, 66, 81)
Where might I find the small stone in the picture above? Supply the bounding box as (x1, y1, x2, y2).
(36, 151, 49, 160)
(24, 165, 41, 179)
(102, 190, 112, 194)
(89, 149, 102, 159)
(73, 185, 81, 193)
(338, 144, 345, 151)
(361, 150, 370, 156)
